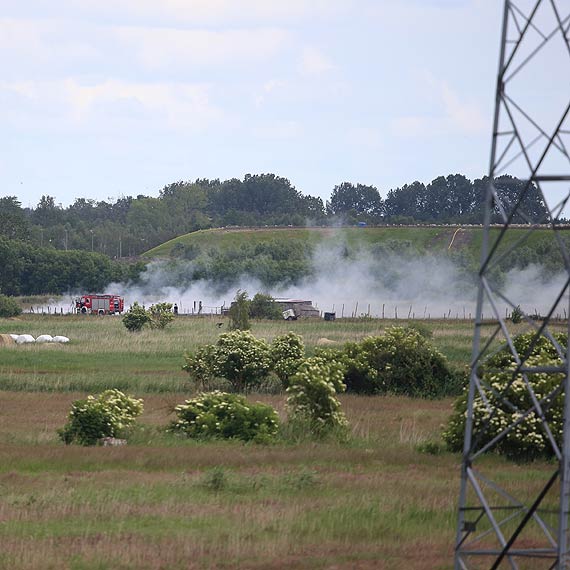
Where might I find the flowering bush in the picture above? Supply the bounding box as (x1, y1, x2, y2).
(58, 389, 144, 446)
(327, 326, 458, 397)
(183, 330, 272, 392)
(270, 332, 305, 388)
(170, 391, 279, 443)
(443, 332, 567, 460)
(286, 356, 348, 434)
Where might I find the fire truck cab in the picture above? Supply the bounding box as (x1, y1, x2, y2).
(75, 294, 124, 315)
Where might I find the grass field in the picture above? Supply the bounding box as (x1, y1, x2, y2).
(0, 315, 481, 393)
(0, 315, 560, 569)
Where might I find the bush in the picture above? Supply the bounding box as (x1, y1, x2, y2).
(0, 294, 22, 318)
(337, 327, 458, 397)
(442, 331, 567, 460)
(286, 356, 348, 435)
(250, 293, 282, 320)
(122, 302, 151, 332)
(511, 305, 523, 324)
(148, 302, 174, 329)
(270, 332, 305, 388)
(170, 391, 279, 443)
(228, 289, 251, 331)
(58, 389, 144, 446)
(183, 330, 272, 392)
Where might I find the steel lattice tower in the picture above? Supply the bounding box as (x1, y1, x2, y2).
(455, 1, 570, 569)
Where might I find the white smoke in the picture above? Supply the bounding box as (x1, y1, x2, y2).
(100, 242, 568, 320)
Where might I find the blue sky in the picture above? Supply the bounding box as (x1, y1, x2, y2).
(2, 0, 506, 207)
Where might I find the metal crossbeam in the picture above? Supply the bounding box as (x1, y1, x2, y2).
(455, 1, 570, 568)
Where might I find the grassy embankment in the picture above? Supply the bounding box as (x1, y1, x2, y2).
(0, 315, 560, 569)
(143, 225, 557, 261)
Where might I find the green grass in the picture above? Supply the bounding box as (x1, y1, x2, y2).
(0, 314, 550, 393)
(142, 225, 559, 261)
(0, 314, 562, 569)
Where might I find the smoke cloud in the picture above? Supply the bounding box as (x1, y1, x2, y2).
(103, 242, 567, 320)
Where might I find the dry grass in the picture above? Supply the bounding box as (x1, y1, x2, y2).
(0, 390, 556, 570)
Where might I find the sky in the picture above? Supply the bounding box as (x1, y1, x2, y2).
(0, 0, 532, 207)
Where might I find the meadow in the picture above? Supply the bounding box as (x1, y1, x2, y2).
(0, 315, 559, 569)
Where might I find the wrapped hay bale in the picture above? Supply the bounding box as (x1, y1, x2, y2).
(15, 334, 35, 344)
(36, 334, 54, 343)
(53, 336, 70, 344)
(0, 334, 15, 346)
(9, 334, 18, 341)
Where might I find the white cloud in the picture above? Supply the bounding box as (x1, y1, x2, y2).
(440, 82, 487, 135)
(0, 79, 224, 132)
(391, 72, 488, 138)
(63, 0, 351, 26)
(254, 79, 288, 106)
(299, 47, 335, 76)
(114, 26, 291, 71)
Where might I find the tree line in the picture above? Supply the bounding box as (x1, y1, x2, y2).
(0, 173, 549, 259)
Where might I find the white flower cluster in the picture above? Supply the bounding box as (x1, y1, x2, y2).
(443, 335, 566, 460)
(286, 356, 348, 431)
(170, 390, 279, 441)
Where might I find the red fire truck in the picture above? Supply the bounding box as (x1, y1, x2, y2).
(75, 294, 124, 315)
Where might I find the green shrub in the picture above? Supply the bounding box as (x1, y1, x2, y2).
(183, 330, 272, 392)
(270, 332, 305, 388)
(339, 327, 458, 397)
(0, 294, 22, 318)
(170, 391, 279, 443)
(122, 302, 151, 332)
(286, 356, 348, 435)
(511, 305, 523, 324)
(58, 389, 144, 446)
(182, 343, 219, 390)
(148, 302, 174, 329)
(250, 293, 282, 320)
(228, 289, 251, 331)
(442, 332, 567, 460)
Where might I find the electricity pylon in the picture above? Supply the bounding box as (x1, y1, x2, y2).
(455, 1, 570, 568)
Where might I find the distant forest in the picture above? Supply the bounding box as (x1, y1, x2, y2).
(1, 173, 548, 258)
(0, 172, 552, 296)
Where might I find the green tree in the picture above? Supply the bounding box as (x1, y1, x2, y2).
(0, 196, 29, 240)
(0, 294, 22, 317)
(122, 302, 151, 332)
(327, 182, 384, 221)
(250, 293, 282, 320)
(228, 290, 251, 330)
(148, 302, 174, 329)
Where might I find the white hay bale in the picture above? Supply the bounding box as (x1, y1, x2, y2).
(9, 334, 19, 341)
(36, 334, 54, 343)
(15, 334, 35, 344)
(52, 336, 70, 344)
